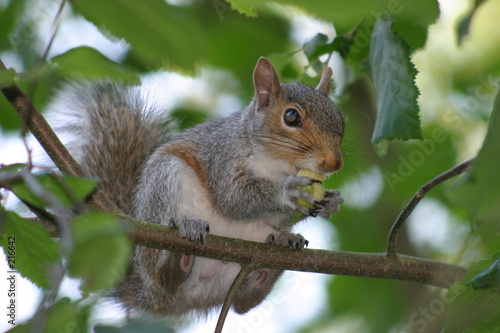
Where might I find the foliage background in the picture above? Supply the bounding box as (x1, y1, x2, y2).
(0, 0, 499, 332)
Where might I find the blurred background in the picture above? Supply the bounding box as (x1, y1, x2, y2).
(1, 0, 499, 332)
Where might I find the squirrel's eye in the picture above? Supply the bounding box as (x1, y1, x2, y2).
(283, 108, 301, 127)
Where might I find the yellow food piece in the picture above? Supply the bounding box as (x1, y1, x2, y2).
(288, 169, 326, 225)
(296, 169, 325, 207)
(296, 183, 325, 207)
(297, 169, 326, 182)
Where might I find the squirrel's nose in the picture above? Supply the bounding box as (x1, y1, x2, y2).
(318, 153, 343, 174)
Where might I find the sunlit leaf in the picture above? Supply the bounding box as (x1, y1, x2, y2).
(10, 173, 98, 208)
(227, 0, 438, 48)
(9, 298, 91, 332)
(51, 46, 140, 83)
(70, 0, 206, 70)
(0, 209, 60, 287)
(68, 212, 131, 294)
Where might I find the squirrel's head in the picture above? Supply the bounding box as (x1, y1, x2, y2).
(252, 57, 345, 176)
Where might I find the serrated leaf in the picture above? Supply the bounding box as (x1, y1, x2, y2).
(68, 212, 131, 294)
(10, 173, 97, 209)
(369, 16, 422, 154)
(51, 46, 140, 83)
(69, 0, 206, 70)
(445, 255, 500, 332)
(449, 89, 500, 224)
(0, 209, 60, 287)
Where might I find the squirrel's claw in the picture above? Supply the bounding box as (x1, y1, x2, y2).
(169, 215, 210, 244)
(316, 189, 343, 219)
(266, 231, 308, 250)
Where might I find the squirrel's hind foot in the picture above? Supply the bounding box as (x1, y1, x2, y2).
(168, 215, 210, 244)
(266, 231, 309, 250)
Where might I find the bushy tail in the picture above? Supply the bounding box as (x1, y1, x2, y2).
(48, 82, 175, 214)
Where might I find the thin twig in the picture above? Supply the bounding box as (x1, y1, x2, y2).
(386, 158, 475, 260)
(27, 0, 67, 99)
(215, 264, 255, 333)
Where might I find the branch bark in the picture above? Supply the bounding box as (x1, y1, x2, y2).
(36, 214, 465, 288)
(128, 217, 466, 288)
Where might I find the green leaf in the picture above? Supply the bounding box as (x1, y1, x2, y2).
(0, 68, 16, 85)
(68, 212, 131, 294)
(457, 0, 486, 44)
(0, 163, 26, 173)
(0, 209, 60, 287)
(227, 0, 438, 49)
(10, 173, 98, 209)
(303, 33, 329, 59)
(369, 16, 422, 154)
(0, 67, 21, 131)
(0, 0, 28, 49)
(449, 89, 500, 224)
(303, 30, 359, 65)
(467, 257, 500, 290)
(200, 3, 290, 97)
(10, 297, 91, 333)
(69, 0, 206, 71)
(445, 255, 500, 332)
(51, 46, 140, 83)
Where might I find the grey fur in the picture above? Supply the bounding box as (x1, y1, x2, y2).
(50, 61, 345, 319)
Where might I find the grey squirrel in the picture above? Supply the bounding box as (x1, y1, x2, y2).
(51, 57, 345, 317)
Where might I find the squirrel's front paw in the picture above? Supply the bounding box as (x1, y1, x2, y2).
(168, 215, 210, 243)
(316, 189, 344, 219)
(266, 231, 309, 250)
(282, 175, 320, 216)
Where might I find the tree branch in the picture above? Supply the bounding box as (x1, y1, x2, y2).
(33, 214, 465, 288)
(386, 158, 475, 260)
(0, 58, 117, 213)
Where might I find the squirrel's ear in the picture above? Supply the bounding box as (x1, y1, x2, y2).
(253, 57, 281, 107)
(316, 67, 333, 96)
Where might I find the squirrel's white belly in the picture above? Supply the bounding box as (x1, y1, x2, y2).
(176, 166, 286, 307)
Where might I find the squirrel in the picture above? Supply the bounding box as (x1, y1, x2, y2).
(50, 57, 345, 318)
